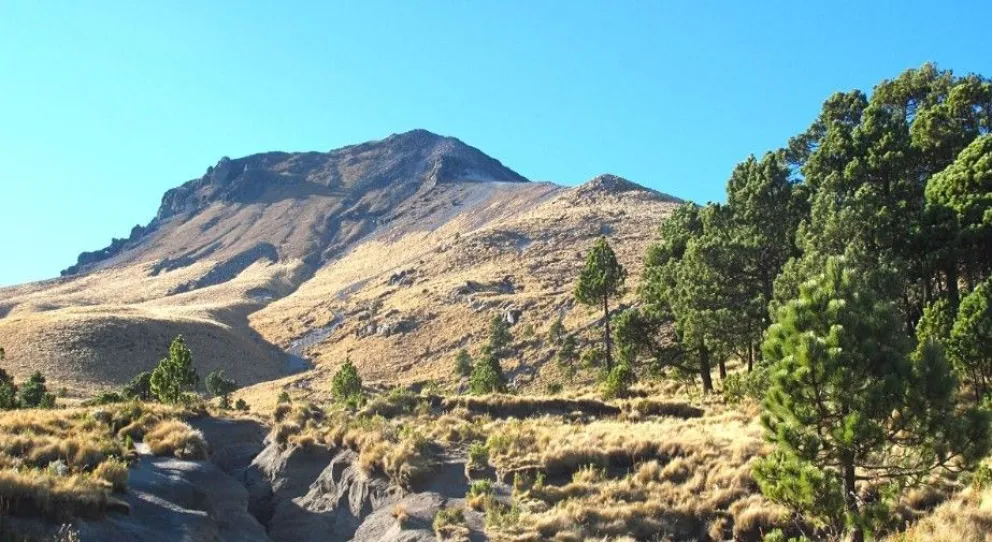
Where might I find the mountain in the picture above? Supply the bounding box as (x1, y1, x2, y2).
(0, 130, 680, 398)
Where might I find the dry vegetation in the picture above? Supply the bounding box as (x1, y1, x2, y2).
(0, 402, 203, 522)
(263, 380, 992, 542)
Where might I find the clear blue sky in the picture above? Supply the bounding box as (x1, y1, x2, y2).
(1, 1, 989, 286)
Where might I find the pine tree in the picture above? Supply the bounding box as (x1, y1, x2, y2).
(487, 314, 512, 358)
(150, 335, 200, 404)
(574, 237, 627, 371)
(548, 318, 566, 345)
(331, 358, 363, 406)
(947, 277, 992, 401)
(469, 352, 507, 394)
(757, 257, 991, 540)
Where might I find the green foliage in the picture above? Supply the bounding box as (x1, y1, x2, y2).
(548, 318, 566, 344)
(331, 358, 364, 407)
(469, 352, 507, 394)
(89, 391, 126, 405)
(205, 370, 238, 398)
(150, 336, 200, 404)
(579, 346, 603, 369)
(925, 134, 992, 290)
(947, 277, 992, 400)
(545, 382, 562, 395)
(759, 257, 992, 538)
(17, 371, 55, 409)
(556, 335, 578, 368)
(122, 371, 153, 401)
(0, 380, 16, 410)
(722, 365, 770, 405)
(487, 314, 512, 358)
(467, 442, 489, 469)
(454, 349, 473, 378)
(574, 236, 627, 369)
(468, 479, 493, 497)
(520, 322, 534, 339)
(754, 451, 845, 534)
(601, 362, 635, 399)
(0, 360, 16, 410)
(234, 398, 249, 411)
(277, 391, 291, 404)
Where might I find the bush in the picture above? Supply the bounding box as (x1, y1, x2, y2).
(277, 391, 291, 404)
(433, 506, 468, 540)
(580, 346, 604, 369)
(88, 392, 126, 406)
(332, 358, 364, 407)
(144, 420, 208, 460)
(92, 458, 129, 492)
(205, 370, 237, 398)
(468, 442, 489, 470)
(546, 382, 563, 395)
(234, 398, 248, 411)
(469, 353, 508, 394)
(454, 349, 473, 378)
(122, 371, 152, 401)
(18, 372, 55, 409)
(723, 366, 770, 404)
(601, 362, 635, 399)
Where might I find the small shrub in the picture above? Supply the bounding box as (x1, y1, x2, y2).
(580, 346, 604, 369)
(723, 366, 770, 404)
(122, 372, 152, 401)
(601, 362, 635, 399)
(455, 349, 473, 378)
(205, 370, 237, 398)
(277, 391, 291, 404)
(234, 398, 249, 411)
(546, 382, 563, 395)
(93, 458, 129, 492)
(433, 506, 468, 540)
(144, 420, 208, 460)
(88, 392, 126, 406)
(468, 441, 489, 470)
(468, 479, 493, 497)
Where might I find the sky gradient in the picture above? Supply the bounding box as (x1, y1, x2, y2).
(2, 1, 990, 286)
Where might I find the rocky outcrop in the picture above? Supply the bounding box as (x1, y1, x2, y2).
(247, 438, 486, 542)
(60, 129, 529, 277)
(73, 418, 270, 542)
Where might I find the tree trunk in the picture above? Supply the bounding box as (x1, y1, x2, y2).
(603, 295, 613, 372)
(842, 453, 863, 542)
(947, 263, 960, 311)
(699, 343, 713, 394)
(747, 343, 754, 372)
(718, 358, 727, 380)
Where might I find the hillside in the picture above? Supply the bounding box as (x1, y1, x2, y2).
(0, 131, 679, 396)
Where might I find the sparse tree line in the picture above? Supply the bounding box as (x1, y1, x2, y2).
(0, 337, 247, 410)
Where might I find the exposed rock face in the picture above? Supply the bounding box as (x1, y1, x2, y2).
(246, 439, 485, 542)
(62, 130, 528, 276)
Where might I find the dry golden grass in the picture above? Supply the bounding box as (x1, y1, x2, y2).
(0, 402, 195, 523)
(891, 486, 992, 542)
(144, 420, 208, 460)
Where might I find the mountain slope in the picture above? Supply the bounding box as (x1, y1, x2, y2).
(0, 131, 680, 397)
